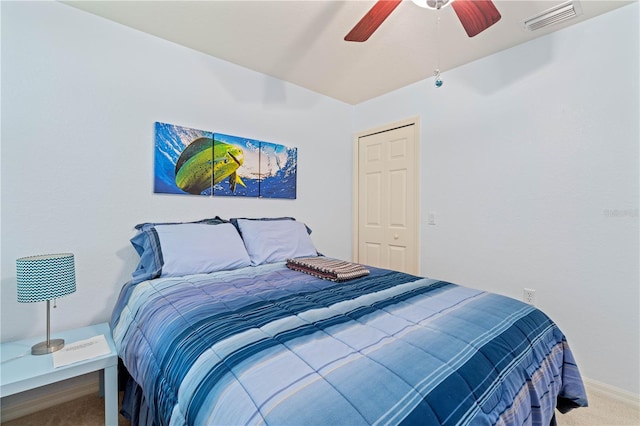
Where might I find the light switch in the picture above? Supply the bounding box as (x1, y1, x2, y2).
(427, 212, 436, 225)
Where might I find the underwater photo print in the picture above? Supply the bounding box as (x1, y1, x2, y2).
(258, 141, 297, 199)
(211, 133, 259, 197)
(154, 122, 213, 195)
(154, 122, 297, 199)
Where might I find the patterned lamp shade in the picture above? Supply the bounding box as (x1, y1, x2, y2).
(16, 253, 76, 303)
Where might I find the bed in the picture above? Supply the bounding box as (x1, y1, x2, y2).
(111, 218, 588, 426)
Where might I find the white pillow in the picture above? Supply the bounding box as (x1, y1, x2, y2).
(236, 219, 317, 265)
(154, 223, 250, 277)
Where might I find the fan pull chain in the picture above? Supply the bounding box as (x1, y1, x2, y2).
(434, 13, 443, 88)
(434, 69, 443, 88)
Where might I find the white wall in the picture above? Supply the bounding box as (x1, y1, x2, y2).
(354, 3, 639, 395)
(2, 0, 638, 399)
(0, 2, 353, 342)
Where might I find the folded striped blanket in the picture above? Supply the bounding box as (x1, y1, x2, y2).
(287, 256, 370, 281)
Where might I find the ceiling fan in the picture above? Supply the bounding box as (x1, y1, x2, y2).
(344, 0, 502, 42)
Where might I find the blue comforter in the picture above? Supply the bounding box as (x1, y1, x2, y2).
(111, 263, 587, 426)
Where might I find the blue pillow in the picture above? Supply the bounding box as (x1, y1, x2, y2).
(230, 217, 312, 235)
(154, 223, 250, 277)
(129, 218, 245, 284)
(236, 219, 318, 266)
(135, 216, 227, 231)
(130, 227, 164, 284)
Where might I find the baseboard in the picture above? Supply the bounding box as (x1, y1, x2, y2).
(583, 376, 640, 408)
(0, 372, 99, 422)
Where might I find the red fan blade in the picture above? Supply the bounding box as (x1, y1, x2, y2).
(451, 0, 501, 37)
(344, 0, 402, 42)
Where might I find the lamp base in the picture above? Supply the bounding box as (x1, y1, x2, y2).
(31, 338, 65, 355)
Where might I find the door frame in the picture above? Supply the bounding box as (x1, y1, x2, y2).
(352, 116, 421, 273)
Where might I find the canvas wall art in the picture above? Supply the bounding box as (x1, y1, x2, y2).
(154, 122, 297, 199)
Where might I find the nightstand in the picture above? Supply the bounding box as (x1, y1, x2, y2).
(0, 322, 118, 425)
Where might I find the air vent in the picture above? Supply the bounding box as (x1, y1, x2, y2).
(521, 0, 583, 31)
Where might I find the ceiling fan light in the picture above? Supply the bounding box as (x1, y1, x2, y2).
(411, 0, 453, 10)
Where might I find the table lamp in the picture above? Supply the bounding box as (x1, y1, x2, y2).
(16, 253, 76, 355)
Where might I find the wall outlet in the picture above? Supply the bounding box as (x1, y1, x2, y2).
(523, 288, 536, 305)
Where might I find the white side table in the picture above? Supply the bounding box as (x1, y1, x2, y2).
(0, 322, 118, 425)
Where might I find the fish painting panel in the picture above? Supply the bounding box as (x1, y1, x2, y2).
(211, 134, 259, 197)
(153, 122, 297, 199)
(154, 122, 213, 195)
(259, 141, 297, 199)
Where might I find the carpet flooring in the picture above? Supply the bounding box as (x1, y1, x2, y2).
(1, 392, 129, 426)
(557, 389, 640, 426)
(1, 387, 638, 425)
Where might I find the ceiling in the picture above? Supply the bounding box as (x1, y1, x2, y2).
(63, 0, 633, 105)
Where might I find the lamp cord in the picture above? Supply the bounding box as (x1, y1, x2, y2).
(1, 351, 30, 364)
